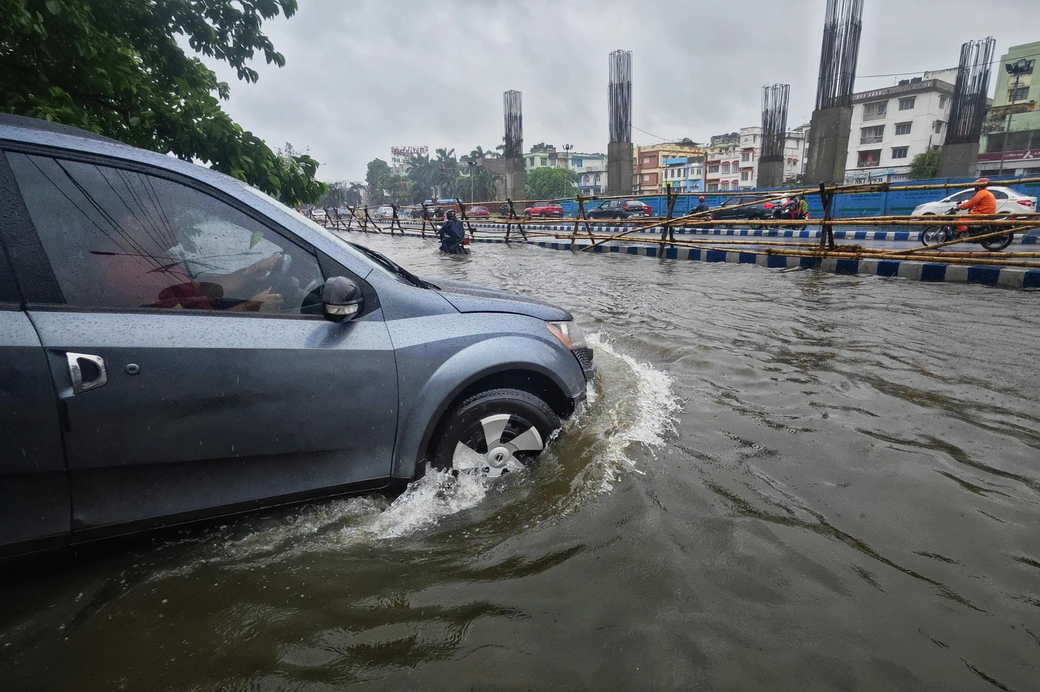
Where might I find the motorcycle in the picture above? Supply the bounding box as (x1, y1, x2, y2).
(772, 198, 808, 229)
(918, 206, 1014, 251)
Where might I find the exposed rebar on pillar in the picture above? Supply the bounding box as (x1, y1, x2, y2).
(805, 0, 863, 185)
(607, 49, 633, 195)
(939, 37, 996, 177)
(485, 90, 526, 199)
(503, 89, 523, 159)
(757, 83, 790, 189)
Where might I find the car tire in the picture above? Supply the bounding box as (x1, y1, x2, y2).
(431, 388, 561, 477)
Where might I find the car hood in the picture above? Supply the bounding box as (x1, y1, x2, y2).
(429, 279, 572, 320)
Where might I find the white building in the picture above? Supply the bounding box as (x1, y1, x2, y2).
(578, 160, 608, 195)
(844, 70, 955, 183)
(705, 126, 809, 192)
(523, 147, 606, 174)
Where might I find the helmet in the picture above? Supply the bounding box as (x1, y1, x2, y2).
(446, 210, 457, 220)
(974, 177, 990, 187)
(698, 196, 705, 201)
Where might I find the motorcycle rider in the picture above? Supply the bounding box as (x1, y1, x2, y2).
(437, 210, 468, 254)
(692, 195, 709, 214)
(955, 177, 996, 233)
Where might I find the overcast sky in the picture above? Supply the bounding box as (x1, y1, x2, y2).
(199, 0, 1040, 182)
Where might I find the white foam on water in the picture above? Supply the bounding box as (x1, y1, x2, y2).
(579, 333, 681, 493)
(155, 333, 679, 571)
(361, 470, 489, 540)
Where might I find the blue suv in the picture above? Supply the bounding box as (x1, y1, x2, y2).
(0, 115, 592, 555)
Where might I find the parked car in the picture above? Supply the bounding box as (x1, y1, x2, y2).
(588, 199, 653, 219)
(373, 205, 395, 220)
(524, 201, 564, 218)
(311, 207, 327, 220)
(911, 186, 1037, 217)
(0, 114, 593, 555)
(467, 206, 491, 218)
(710, 195, 779, 220)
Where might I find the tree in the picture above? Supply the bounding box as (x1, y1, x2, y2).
(0, 0, 328, 206)
(910, 149, 942, 179)
(365, 158, 393, 202)
(525, 167, 578, 199)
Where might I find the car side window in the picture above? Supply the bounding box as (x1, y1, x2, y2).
(991, 190, 1008, 199)
(949, 190, 973, 202)
(9, 153, 324, 315)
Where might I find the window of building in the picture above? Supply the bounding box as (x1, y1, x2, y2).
(891, 146, 909, 159)
(898, 96, 916, 110)
(708, 164, 719, 173)
(939, 95, 948, 109)
(707, 183, 719, 192)
(894, 121, 912, 135)
(857, 149, 881, 167)
(863, 100, 887, 120)
(860, 125, 885, 144)
(933, 120, 944, 134)
(8, 153, 324, 314)
(741, 170, 751, 181)
(1009, 86, 1030, 102)
(741, 151, 751, 162)
(721, 163, 730, 174)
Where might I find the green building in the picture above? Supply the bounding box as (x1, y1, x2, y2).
(978, 41, 1040, 177)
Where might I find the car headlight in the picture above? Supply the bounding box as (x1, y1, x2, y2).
(546, 320, 587, 350)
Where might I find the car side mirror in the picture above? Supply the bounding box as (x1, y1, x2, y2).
(322, 276, 363, 322)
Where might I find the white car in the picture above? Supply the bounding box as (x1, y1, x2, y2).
(373, 205, 395, 220)
(911, 186, 1037, 216)
(310, 208, 326, 219)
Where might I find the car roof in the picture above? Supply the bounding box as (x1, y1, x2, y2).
(0, 114, 374, 277)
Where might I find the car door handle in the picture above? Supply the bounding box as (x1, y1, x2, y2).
(66, 352, 107, 394)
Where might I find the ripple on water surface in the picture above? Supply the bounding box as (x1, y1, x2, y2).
(1, 234, 1038, 691)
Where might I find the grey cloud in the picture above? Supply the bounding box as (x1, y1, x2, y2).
(199, 0, 1040, 181)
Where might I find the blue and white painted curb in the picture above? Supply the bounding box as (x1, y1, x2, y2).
(497, 222, 1040, 245)
(338, 229, 1040, 289)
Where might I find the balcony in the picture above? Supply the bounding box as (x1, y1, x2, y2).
(859, 135, 884, 144)
(862, 111, 887, 122)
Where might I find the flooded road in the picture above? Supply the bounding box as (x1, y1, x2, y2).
(3, 235, 1039, 690)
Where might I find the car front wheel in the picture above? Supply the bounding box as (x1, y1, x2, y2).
(431, 388, 561, 477)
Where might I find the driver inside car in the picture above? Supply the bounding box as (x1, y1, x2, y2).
(153, 220, 322, 313)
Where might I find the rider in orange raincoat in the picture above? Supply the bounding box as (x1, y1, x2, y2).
(956, 177, 996, 232)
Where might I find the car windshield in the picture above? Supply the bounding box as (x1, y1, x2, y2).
(237, 183, 382, 270)
(346, 242, 436, 289)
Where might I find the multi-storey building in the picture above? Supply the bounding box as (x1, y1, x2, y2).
(632, 143, 706, 194)
(523, 146, 607, 174)
(661, 157, 704, 193)
(578, 160, 608, 195)
(704, 132, 742, 192)
(978, 41, 1040, 178)
(843, 70, 956, 183)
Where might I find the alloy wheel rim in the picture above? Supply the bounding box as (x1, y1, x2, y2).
(451, 413, 544, 478)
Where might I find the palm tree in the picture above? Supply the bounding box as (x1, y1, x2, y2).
(433, 148, 459, 198)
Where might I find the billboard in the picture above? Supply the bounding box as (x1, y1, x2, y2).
(391, 146, 428, 159)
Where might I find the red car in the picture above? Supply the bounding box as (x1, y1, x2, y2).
(467, 206, 491, 218)
(524, 201, 564, 218)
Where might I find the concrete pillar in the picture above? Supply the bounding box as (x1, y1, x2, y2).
(805, 106, 853, 185)
(756, 158, 785, 189)
(483, 158, 526, 200)
(938, 142, 979, 178)
(607, 142, 633, 195)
